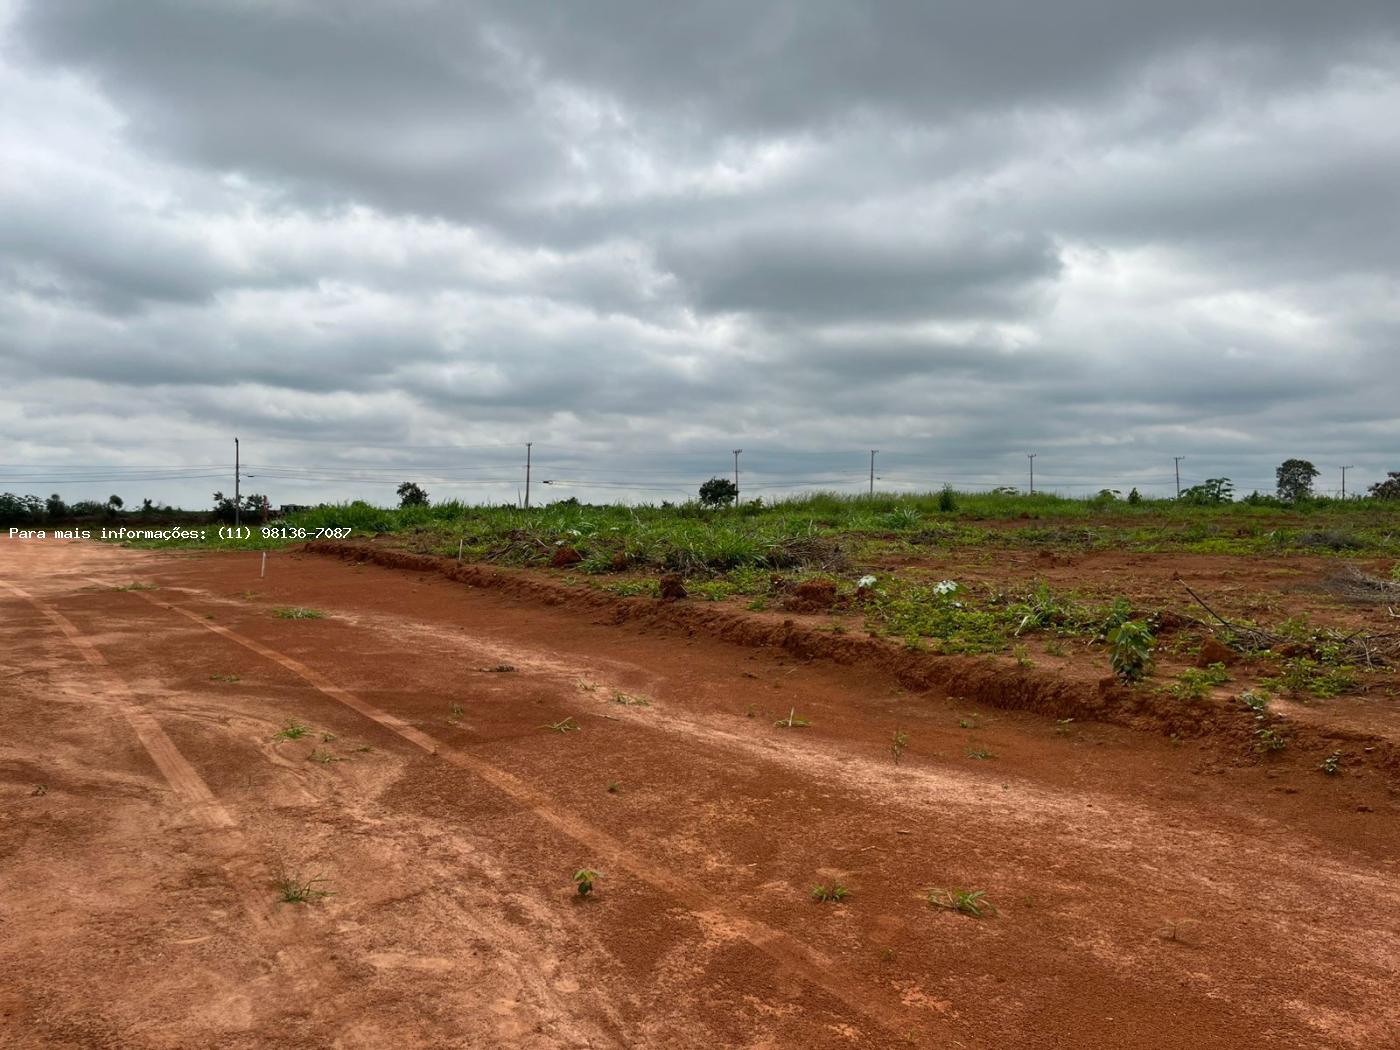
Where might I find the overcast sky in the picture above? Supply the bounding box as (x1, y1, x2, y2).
(2, 1, 1398, 507)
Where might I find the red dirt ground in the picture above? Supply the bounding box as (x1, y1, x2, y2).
(2, 539, 1398, 1049)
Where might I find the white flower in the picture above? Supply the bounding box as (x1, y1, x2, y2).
(857, 574, 877, 589)
(934, 579, 958, 595)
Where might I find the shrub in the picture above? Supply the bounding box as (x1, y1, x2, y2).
(698, 477, 738, 508)
(397, 481, 430, 508)
(1107, 621, 1153, 681)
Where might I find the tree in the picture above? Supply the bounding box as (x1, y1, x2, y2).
(1275, 459, 1319, 502)
(396, 481, 430, 507)
(211, 491, 269, 523)
(698, 477, 738, 507)
(46, 493, 68, 520)
(1369, 472, 1400, 500)
(1127, 488, 1142, 505)
(1179, 478, 1234, 505)
(106, 495, 124, 517)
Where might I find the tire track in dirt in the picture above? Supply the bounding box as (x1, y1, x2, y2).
(112, 582, 946, 1044)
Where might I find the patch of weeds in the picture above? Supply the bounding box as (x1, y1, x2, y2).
(575, 678, 598, 693)
(209, 673, 240, 683)
(541, 716, 581, 733)
(1012, 644, 1033, 669)
(1107, 621, 1154, 682)
(1044, 639, 1068, 657)
(746, 598, 768, 611)
(927, 888, 996, 917)
(273, 607, 324, 620)
(112, 582, 157, 591)
(891, 728, 910, 764)
(965, 746, 994, 760)
(775, 707, 811, 729)
(1261, 658, 1357, 699)
(573, 868, 599, 896)
(308, 750, 343, 764)
(690, 580, 737, 601)
(273, 721, 311, 741)
(1164, 663, 1230, 701)
(611, 691, 651, 707)
(606, 780, 621, 793)
(811, 883, 851, 903)
(1254, 727, 1287, 753)
(484, 664, 517, 673)
(1319, 752, 1343, 776)
(957, 715, 979, 729)
(448, 703, 464, 722)
(1055, 718, 1074, 736)
(275, 871, 332, 904)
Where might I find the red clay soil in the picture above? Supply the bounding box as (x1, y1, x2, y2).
(2, 538, 1399, 1049)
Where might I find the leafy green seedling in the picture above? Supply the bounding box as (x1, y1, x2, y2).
(1319, 752, 1342, 775)
(891, 728, 909, 764)
(965, 746, 993, 760)
(927, 888, 996, 917)
(308, 750, 343, 764)
(611, 691, 651, 707)
(811, 883, 850, 903)
(573, 868, 599, 896)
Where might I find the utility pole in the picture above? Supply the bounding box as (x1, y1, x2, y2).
(1173, 456, 1185, 498)
(1341, 465, 1353, 500)
(732, 449, 742, 505)
(524, 442, 532, 509)
(869, 450, 878, 497)
(234, 436, 241, 529)
(1027, 452, 1037, 495)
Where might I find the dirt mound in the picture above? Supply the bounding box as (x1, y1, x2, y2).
(658, 573, 687, 601)
(1195, 638, 1238, 667)
(782, 579, 838, 613)
(549, 545, 583, 568)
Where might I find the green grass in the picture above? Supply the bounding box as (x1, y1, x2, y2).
(927, 888, 996, 917)
(811, 882, 851, 903)
(273, 606, 324, 620)
(273, 721, 311, 741)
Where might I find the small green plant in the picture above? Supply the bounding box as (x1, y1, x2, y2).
(309, 750, 343, 763)
(273, 721, 311, 741)
(542, 717, 581, 733)
(927, 888, 996, 917)
(1012, 645, 1032, 669)
(611, 691, 651, 707)
(957, 715, 978, 729)
(573, 868, 599, 896)
(1254, 727, 1287, 753)
(1044, 639, 1068, 657)
(1261, 657, 1357, 699)
(1054, 718, 1074, 736)
(1240, 689, 1270, 714)
(1107, 620, 1154, 682)
(775, 708, 811, 728)
(448, 703, 464, 721)
(1165, 663, 1230, 701)
(606, 780, 621, 793)
(965, 746, 993, 760)
(811, 883, 850, 903)
(1319, 752, 1342, 775)
(273, 607, 324, 620)
(275, 871, 332, 904)
(209, 673, 240, 683)
(891, 728, 910, 764)
(320, 732, 336, 742)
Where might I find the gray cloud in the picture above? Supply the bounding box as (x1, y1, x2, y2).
(2, 0, 1399, 507)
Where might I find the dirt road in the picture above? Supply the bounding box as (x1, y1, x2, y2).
(2, 540, 1397, 1048)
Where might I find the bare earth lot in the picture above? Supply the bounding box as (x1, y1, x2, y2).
(2, 539, 1398, 1048)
